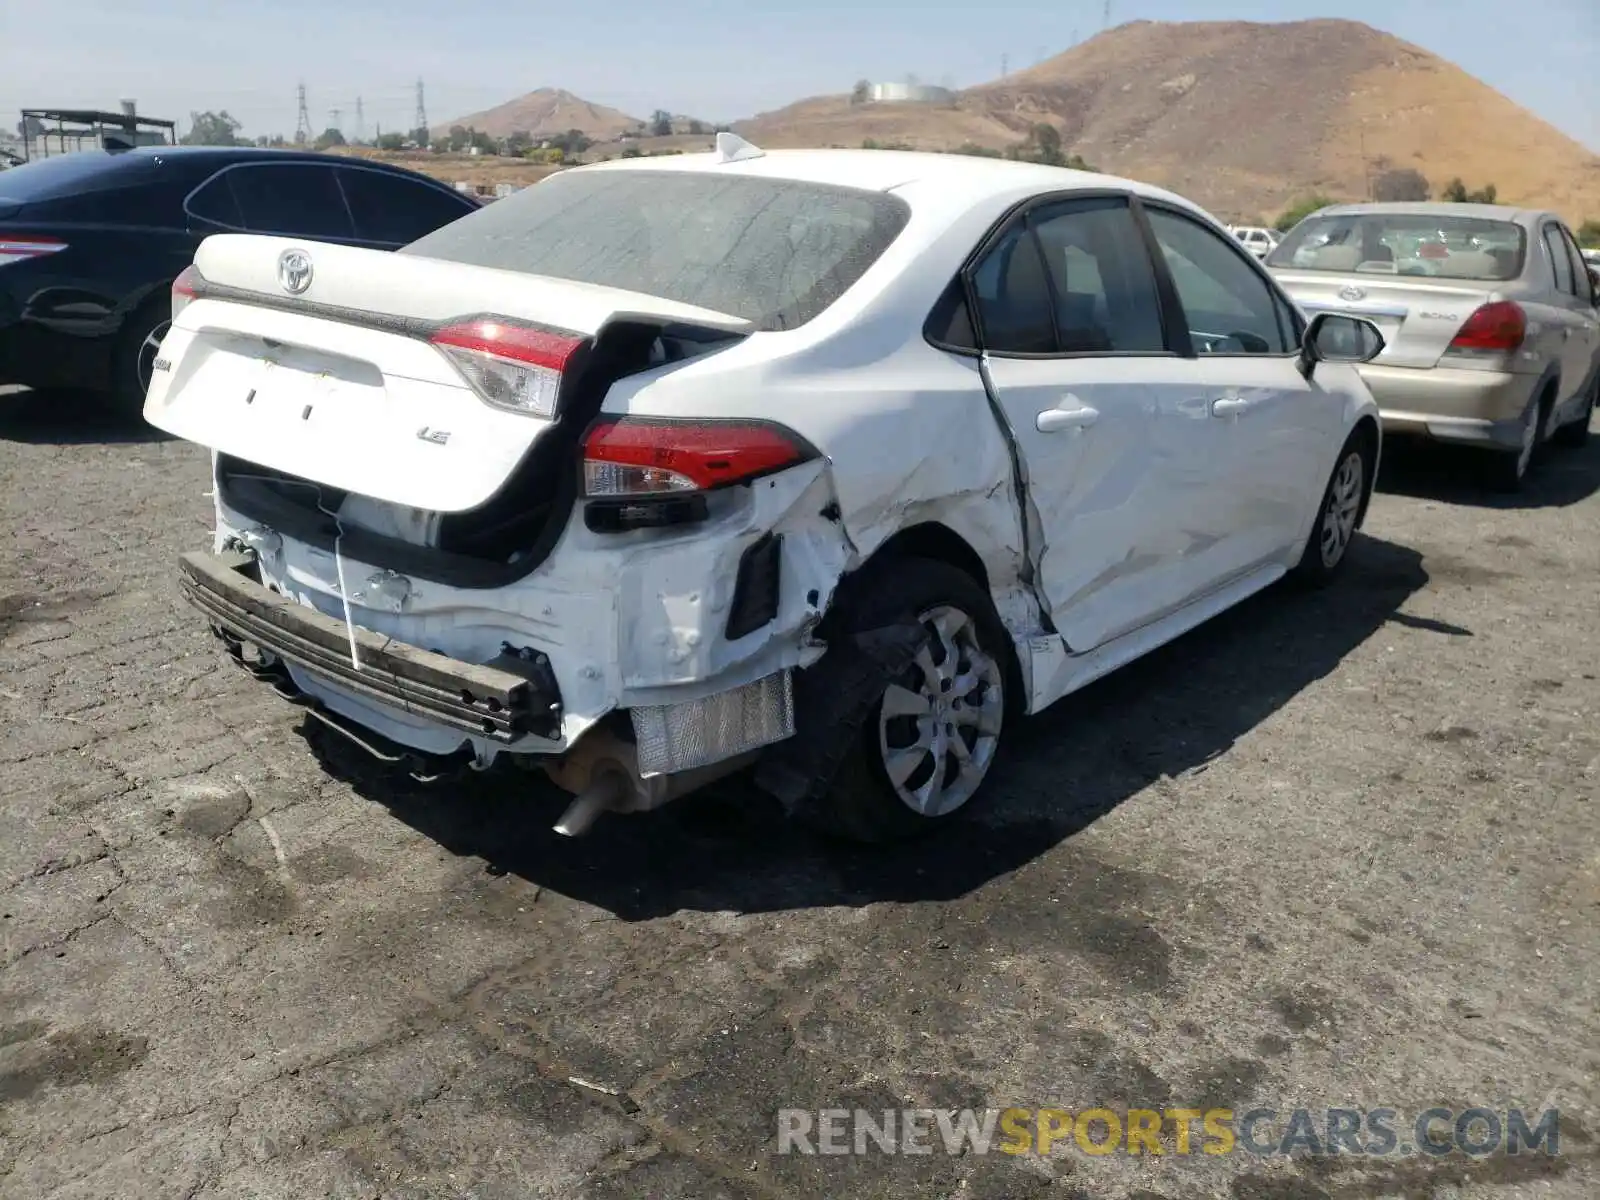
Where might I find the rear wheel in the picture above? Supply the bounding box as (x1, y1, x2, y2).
(106, 298, 169, 418)
(1483, 394, 1546, 492)
(1552, 378, 1595, 449)
(801, 558, 1011, 844)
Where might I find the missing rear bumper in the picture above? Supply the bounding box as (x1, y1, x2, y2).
(179, 549, 564, 741)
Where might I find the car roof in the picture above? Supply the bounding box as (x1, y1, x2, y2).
(575, 147, 1197, 209)
(1309, 201, 1552, 226)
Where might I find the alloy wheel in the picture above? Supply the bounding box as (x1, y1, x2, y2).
(877, 604, 1004, 818)
(1514, 401, 1539, 479)
(1318, 449, 1364, 569)
(136, 321, 170, 397)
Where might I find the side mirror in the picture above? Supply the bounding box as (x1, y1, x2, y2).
(1588, 267, 1599, 308)
(1298, 312, 1385, 380)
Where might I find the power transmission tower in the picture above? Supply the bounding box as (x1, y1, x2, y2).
(1103, 0, 1113, 29)
(329, 109, 342, 139)
(413, 79, 428, 141)
(355, 97, 365, 143)
(1000, 53, 1009, 78)
(294, 82, 312, 144)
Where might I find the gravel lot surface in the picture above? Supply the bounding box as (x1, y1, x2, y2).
(1, 386, 1597, 1199)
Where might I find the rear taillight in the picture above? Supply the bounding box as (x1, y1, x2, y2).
(0, 234, 68, 267)
(431, 318, 583, 419)
(171, 264, 202, 321)
(1448, 301, 1526, 354)
(582, 417, 817, 498)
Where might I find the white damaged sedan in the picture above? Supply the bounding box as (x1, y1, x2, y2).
(146, 134, 1386, 842)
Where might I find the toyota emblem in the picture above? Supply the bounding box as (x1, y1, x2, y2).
(277, 249, 313, 295)
(1339, 284, 1366, 302)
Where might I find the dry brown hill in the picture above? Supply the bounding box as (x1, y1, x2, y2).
(435, 88, 642, 140)
(735, 19, 1600, 225)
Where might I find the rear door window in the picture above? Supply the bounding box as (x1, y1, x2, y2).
(226, 164, 353, 240)
(1557, 227, 1592, 299)
(970, 224, 1057, 354)
(186, 170, 242, 228)
(1030, 197, 1167, 353)
(337, 168, 475, 245)
(1543, 225, 1577, 296)
(968, 195, 1167, 356)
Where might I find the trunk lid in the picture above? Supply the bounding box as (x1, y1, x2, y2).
(1270, 269, 1499, 370)
(144, 233, 752, 513)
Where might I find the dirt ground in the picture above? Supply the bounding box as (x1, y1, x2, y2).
(0, 387, 1596, 1199)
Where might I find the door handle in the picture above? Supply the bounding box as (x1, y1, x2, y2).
(1036, 403, 1100, 433)
(1210, 397, 1251, 419)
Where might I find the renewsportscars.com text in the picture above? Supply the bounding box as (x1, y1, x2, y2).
(776, 1106, 1563, 1158)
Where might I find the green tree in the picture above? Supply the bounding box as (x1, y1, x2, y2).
(313, 127, 346, 150)
(686, 119, 705, 135)
(650, 109, 673, 137)
(469, 129, 497, 154)
(503, 129, 534, 156)
(550, 128, 592, 156)
(851, 79, 871, 105)
(447, 124, 470, 152)
(1441, 177, 1468, 202)
(1029, 123, 1063, 165)
(375, 132, 405, 151)
(1275, 193, 1337, 232)
(409, 127, 430, 147)
(1467, 183, 1497, 204)
(621, 145, 644, 158)
(182, 110, 242, 146)
(1577, 220, 1600, 249)
(1373, 167, 1429, 202)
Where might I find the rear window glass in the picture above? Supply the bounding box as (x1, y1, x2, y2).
(401, 169, 911, 331)
(1268, 212, 1525, 281)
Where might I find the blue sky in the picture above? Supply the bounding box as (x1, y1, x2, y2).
(3, 0, 1597, 150)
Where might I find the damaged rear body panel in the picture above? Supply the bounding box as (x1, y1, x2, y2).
(153, 149, 1373, 839)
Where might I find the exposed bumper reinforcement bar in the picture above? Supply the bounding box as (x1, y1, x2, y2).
(178, 550, 563, 742)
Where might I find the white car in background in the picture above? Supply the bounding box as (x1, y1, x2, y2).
(146, 136, 1385, 842)
(1231, 225, 1282, 257)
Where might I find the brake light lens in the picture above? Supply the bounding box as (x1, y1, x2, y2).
(1448, 301, 1526, 354)
(171, 264, 202, 321)
(582, 418, 817, 497)
(431, 319, 583, 419)
(0, 234, 68, 267)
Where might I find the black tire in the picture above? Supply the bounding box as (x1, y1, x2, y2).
(106, 297, 171, 418)
(1552, 378, 1595, 449)
(1482, 393, 1548, 492)
(1290, 430, 1373, 588)
(800, 557, 1013, 844)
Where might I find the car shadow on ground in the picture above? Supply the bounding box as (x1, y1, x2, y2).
(1375, 431, 1600, 509)
(0, 386, 172, 445)
(309, 534, 1436, 920)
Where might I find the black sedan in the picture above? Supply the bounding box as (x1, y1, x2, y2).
(0, 146, 479, 411)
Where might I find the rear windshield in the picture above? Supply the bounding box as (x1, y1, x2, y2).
(1268, 212, 1526, 281)
(401, 168, 911, 331)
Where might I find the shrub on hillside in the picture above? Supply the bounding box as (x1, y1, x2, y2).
(1275, 194, 1337, 232)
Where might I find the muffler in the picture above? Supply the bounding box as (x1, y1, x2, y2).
(545, 727, 757, 837)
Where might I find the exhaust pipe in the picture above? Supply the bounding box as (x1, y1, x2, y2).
(553, 771, 629, 838)
(545, 728, 762, 837)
